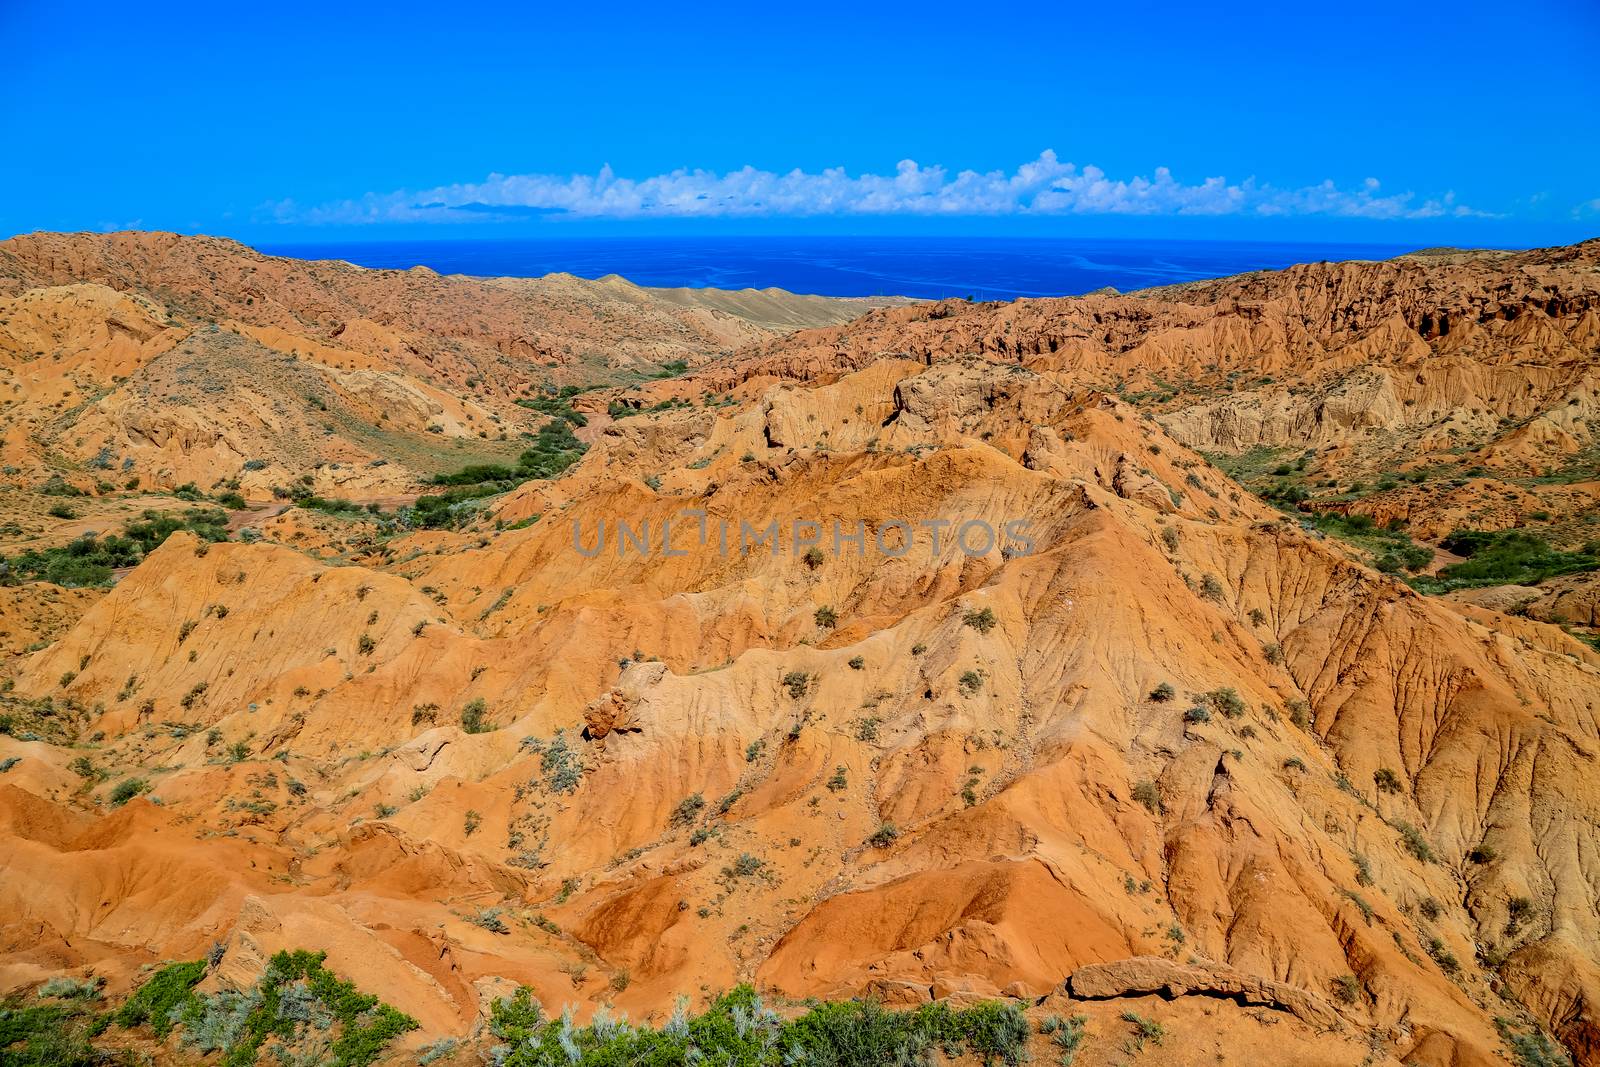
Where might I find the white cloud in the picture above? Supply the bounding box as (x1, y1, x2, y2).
(271, 151, 1487, 224)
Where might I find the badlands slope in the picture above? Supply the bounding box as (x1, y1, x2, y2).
(0, 230, 893, 497)
(1, 236, 1599, 1066)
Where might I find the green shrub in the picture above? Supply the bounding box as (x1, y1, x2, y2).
(1201, 688, 1245, 718)
(782, 671, 811, 699)
(1506, 896, 1535, 935)
(469, 907, 509, 934)
(0, 1000, 102, 1065)
(1120, 1011, 1164, 1051)
(538, 729, 583, 793)
(670, 793, 705, 827)
(1131, 779, 1161, 814)
(410, 420, 586, 529)
(1424, 935, 1459, 974)
(40, 476, 86, 498)
(514, 393, 588, 427)
(0, 507, 229, 588)
(722, 853, 765, 879)
(1341, 890, 1373, 928)
(1494, 1018, 1574, 1067)
(963, 607, 997, 634)
(298, 494, 370, 516)
(38, 976, 103, 1000)
(487, 984, 1031, 1067)
(460, 698, 490, 734)
(1428, 528, 1600, 588)
(174, 949, 416, 1067)
(109, 778, 149, 806)
(116, 960, 207, 1037)
(1393, 820, 1436, 863)
(416, 1038, 459, 1065)
(1039, 1013, 1088, 1063)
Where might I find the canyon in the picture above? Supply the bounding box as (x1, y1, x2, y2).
(1, 233, 1598, 1066)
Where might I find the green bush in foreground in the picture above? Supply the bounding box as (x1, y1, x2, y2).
(115, 960, 206, 1038)
(0, 998, 110, 1067)
(490, 985, 1031, 1067)
(50, 962, 1039, 1067)
(109, 950, 414, 1067)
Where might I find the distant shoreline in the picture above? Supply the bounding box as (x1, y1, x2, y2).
(257, 234, 1427, 301)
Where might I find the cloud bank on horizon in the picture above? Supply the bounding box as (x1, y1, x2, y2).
(271, 151, 1488, 226)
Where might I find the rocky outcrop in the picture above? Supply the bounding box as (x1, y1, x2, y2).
(581, 661, 665, 746)
(1067, 956, 1339, 1027)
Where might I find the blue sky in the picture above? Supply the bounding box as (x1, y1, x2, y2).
(3, 0, 1597, 246)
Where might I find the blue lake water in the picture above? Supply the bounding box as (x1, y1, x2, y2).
(259, 236, 1420, 300)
